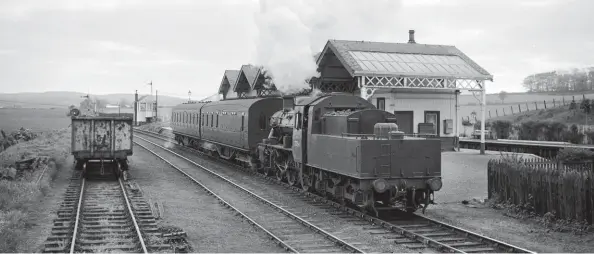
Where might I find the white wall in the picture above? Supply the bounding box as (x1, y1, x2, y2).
(371, 89, 457, 137)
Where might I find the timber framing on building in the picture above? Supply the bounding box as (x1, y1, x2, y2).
(315, 30, 493, 153)
(218, 65, 278, 100)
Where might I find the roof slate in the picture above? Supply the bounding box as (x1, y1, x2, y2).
(233, 65, 261, 92)
(318, 39, 492, 80)
(218, 70, 240, 94)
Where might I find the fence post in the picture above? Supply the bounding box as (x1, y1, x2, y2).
(518, 104, 522, 113)
(544, 100, 547, 109)
(503, 108, 506, 116)
(496, 109, 499, 117)
(526, 102, 529, 111)
(553, 98, 556, 107)
(511, 105, 514, 114)
(563, 96, 566, 106)
(489, 110, 491, 118)
(535, 101, 538, 110)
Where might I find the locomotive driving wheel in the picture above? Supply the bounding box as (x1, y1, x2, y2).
(287, 169, 298, 186)
(272, 151, 287, 181)
(300, 168, 314, 192)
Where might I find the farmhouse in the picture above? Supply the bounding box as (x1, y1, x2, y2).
(314, 30, 493, 151)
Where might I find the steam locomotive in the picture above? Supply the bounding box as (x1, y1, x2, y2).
(171, 93, 442, 214)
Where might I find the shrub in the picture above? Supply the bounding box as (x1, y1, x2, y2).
(569, 99, 578, 110)
(580, 98, 591, 114)
(490, 120, 512, 139)
(556, 147, 594, 162)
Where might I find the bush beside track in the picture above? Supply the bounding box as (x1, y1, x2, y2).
(0, 128, 70, 252)
(487, 149, 594, 233)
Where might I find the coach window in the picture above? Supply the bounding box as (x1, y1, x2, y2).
(216, 113, 219, 127)
(210, 114, 214, 127)
(241, 115, 245, 131)
(206, 113, 209, 126)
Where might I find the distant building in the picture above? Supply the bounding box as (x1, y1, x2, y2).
(135, 95, 157, 125)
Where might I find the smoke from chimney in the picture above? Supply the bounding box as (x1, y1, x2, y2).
(408, 30, 416, 44)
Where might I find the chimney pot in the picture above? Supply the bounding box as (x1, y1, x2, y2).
(408, 30, 416, 44)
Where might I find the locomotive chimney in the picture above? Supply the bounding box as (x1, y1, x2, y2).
(282, 96, 294, 111)
(408, 30, 416, 44)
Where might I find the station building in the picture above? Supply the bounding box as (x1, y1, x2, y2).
(218, 64, 279, 100)
(313, 30, 493, 151)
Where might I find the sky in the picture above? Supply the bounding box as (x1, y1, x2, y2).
(0, 0, 593, 99)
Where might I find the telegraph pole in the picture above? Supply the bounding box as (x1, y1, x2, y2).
(155, 90, 158, 122)
(134, 90, 138, 126)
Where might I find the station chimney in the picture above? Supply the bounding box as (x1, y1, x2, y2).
(408, 30, 416, 44)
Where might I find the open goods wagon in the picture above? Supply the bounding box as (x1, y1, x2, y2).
(71, 115, 133, 180)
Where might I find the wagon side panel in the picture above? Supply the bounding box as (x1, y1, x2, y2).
(92, 120, 112, 152)
(114, 120, 133, 153)
(72, 119, 93, 154)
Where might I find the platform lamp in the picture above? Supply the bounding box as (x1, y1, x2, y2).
(188, 90, 191, 102)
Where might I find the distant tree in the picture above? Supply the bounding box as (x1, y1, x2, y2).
(119, 98, 129, 107)
(94, 98, 106, 109)
(498, 91, 508, 104)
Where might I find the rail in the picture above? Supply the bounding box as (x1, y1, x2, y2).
(134, 137, 363, 253)
(134, 128, 535, 253)
(69, 177, 148, 253)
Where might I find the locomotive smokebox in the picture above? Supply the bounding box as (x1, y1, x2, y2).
(282, 96, 295, 111)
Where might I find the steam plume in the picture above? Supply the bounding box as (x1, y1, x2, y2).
(253, 0, 401, 95)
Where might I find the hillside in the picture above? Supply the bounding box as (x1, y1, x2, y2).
(487, 104, 592, 126)
(0, 91, 188, 108)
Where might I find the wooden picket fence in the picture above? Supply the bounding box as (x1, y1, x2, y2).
(488, 157, 594, 224)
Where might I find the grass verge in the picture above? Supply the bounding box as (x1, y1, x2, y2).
(0, 128, 70, 252)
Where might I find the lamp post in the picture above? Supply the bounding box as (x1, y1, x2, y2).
(188, 90, 192, 102)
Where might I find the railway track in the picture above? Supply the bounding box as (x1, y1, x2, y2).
(134, 135, 365, 253)
(135, 128, 536, 253)
(42, 170, 168, 253)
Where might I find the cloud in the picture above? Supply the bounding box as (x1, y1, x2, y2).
(92, 40, 145, 54)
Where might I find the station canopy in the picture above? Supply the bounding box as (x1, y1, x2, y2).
(317, 39, 493, 91)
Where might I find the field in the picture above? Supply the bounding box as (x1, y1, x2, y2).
(0, 108, 70, 133)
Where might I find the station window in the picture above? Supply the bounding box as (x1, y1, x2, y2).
(376, 98, 386, 111)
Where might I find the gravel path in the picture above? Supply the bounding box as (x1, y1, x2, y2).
(135, 134, 415, 253)
(128, 147, 284, 253)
